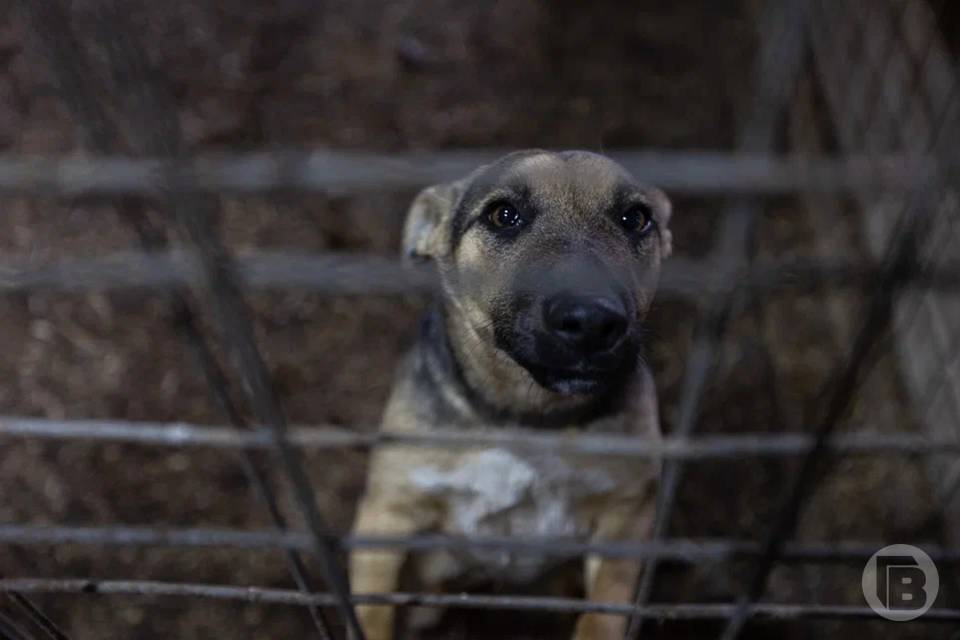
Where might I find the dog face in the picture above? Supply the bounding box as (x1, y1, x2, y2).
(405, 150, 672, 408)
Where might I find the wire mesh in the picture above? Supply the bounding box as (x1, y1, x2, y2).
(1, 0, 958, 639)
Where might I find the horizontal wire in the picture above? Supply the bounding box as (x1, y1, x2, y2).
(2, 523, 959, 565)
(0, 151, 942, 197)
(2, 415, 958, 459)
(1, 579, 959, 623)
(1, 252, 959, 298)
(0, 252, 436, 296)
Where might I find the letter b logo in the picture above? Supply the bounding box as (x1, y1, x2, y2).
(863, 545, 939, 621)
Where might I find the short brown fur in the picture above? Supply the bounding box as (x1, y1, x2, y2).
(350, 150, 672, 639)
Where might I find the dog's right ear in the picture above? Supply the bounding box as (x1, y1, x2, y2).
(402, 181, 463, 263)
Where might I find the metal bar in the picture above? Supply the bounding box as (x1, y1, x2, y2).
(2, 594, 69, 640)
(0, 609, 32, 640)
(626, 3, 813, 636)
(2, 579, 960, 623)
(3, 523, 960, 565)
(0, 152, 941, 197)
(0, 252, 435, 296)
(3, 415, 960, 459)
(19, 2, 339, 637)
(2, 252, 958, 298)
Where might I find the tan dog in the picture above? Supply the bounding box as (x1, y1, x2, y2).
(350, 150, 672, 639)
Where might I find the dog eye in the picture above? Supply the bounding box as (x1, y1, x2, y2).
(485, 201, 526, 230)
(618, 204, 653, 235)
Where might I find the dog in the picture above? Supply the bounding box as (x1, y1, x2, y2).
(349, 150, 672, 639)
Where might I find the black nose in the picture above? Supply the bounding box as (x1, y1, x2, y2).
(543, 294, 628, 353)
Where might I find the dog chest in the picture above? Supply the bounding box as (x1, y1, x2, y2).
(406, 447, 629, 582)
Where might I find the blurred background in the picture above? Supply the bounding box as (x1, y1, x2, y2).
(0, 0, 958, 638)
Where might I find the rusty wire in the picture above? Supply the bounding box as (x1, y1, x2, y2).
(4, 578, 960, 623)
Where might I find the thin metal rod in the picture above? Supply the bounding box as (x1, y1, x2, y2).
(0, 152, 940, 197)
(3, 523, 960, 565)
(0, 609, 32, 640)
(0, 578, 960, 624)
(2, 594, 70, 640)
(2, 252, 958, 298)
(0, 252, 435, 296)
(3, 579, 960, 623)
(3, 415, 960, 459)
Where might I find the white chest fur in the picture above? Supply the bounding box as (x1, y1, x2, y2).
(407, 448, 621, 583)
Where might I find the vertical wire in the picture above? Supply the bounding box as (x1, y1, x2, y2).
(78, 4, 366, 637)
(624, 2, 812, 637)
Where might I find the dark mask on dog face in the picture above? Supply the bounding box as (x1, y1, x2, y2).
(404, 150, 672, 402)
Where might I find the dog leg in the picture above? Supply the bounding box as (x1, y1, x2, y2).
(350, 488, 435, 640)
(573, 499, 656, 640)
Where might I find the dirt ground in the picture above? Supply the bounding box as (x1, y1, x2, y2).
(0, 1, 955, 639)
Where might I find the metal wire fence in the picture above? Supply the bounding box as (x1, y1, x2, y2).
(1, 0, 958, 639)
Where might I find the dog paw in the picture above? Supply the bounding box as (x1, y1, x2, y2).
(572, 613, 627, 640)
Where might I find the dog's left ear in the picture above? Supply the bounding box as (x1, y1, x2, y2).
(649, 188, 673, 259)
(402, 181, 464, 263)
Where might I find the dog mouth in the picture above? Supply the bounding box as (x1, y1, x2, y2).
(507, 336, 639, 396)
(519, 362, 615, 395)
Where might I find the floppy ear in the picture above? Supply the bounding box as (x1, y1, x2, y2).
(402, 181, 463, 263)
(649, 188, 673, 259)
